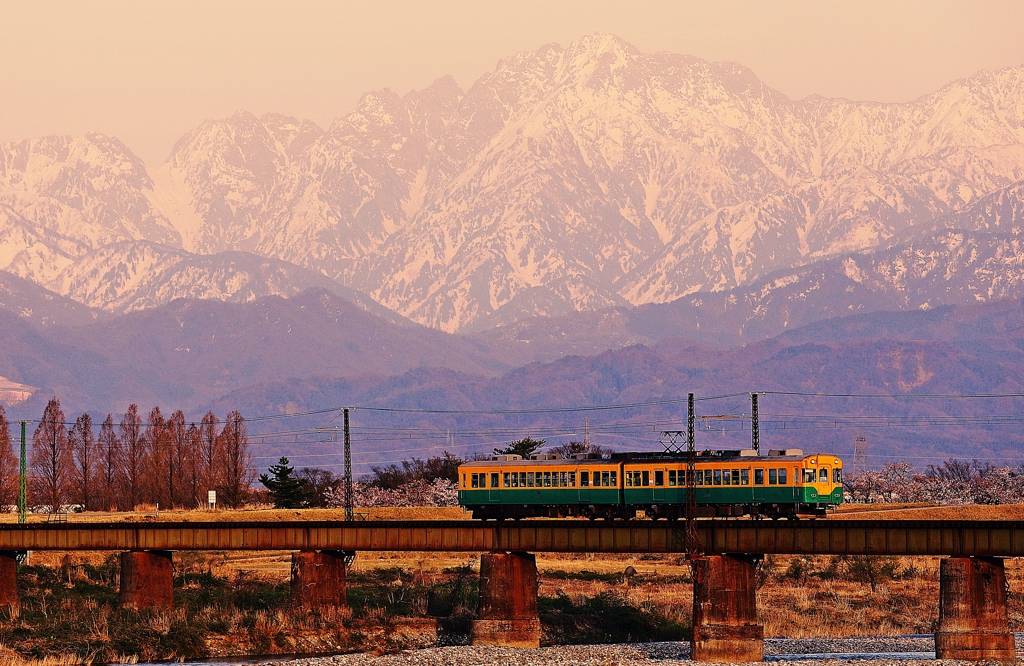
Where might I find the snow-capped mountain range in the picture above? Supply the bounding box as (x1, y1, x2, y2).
(3, 33, 1024, 332)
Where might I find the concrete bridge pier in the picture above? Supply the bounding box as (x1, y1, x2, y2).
(290, 550, 351, 608)
(691, 554, 764, 662)
(471, 551, 541, 648)
(119, 550, 174, 610)
(0, 551, 19, 614)
(935, 556, 1015, 661)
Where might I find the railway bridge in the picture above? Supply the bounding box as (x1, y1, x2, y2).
(0, 519, 1018, 662)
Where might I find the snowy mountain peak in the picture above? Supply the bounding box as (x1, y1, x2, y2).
(5, 35, 1024, 333)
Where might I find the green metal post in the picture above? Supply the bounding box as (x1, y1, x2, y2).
(18, 421, 26, 524)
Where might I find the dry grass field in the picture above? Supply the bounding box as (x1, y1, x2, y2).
(0, 506, 471, 524)
(831, 503, 1024, 520)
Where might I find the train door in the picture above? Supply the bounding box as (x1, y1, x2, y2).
(752, 467, 765, 501)
(815, 465, 831, 500)
(652, 468, 666, 502)
(488, 471, 501, 502)
(578, 469, 591, 502)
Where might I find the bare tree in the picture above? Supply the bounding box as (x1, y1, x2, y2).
(219, 411, 254, 508)
(144, 407, 167, 507)
(98, 414, 120, 511)
(185, 422, 201, 508)
(198, 411, 222, 498)
(69, 413, 96, 510)
(550, 440, 612, 459)
(166, 410, 189, 508)
(0, 407, 17, 511)
(119, 404, 145, 510)
(30, 397, 71, 511)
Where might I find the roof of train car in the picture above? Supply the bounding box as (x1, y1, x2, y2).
(459, 452, 840, 467)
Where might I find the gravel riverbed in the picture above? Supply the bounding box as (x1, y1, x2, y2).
(284, 636, 1024, 666)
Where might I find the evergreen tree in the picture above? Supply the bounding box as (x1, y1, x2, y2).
(259, 457, 310, 508)
(494, 437, 546, 458)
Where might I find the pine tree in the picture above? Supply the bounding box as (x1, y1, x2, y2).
(259, 457, 311, 508)
(494, 437, 546, 458)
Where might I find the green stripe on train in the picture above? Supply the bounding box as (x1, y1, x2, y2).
(460, 486, 842, 506)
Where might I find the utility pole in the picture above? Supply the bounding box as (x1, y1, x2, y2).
(853, 436, 867, 475)
(685, 393, 700, 555)
(750, 393, 760, 454)
(343, 408, 353, 521)
(18, 421, 26, 525)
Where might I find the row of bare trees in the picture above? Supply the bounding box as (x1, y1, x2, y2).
(0, 398, 256, 512)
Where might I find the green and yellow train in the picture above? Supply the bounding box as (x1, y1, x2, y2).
(457, 448, 843, 520)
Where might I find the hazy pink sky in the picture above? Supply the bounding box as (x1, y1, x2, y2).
(3, 1, 1024, 165)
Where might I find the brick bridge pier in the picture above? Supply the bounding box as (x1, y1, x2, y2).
(0, 549, 1017, 662)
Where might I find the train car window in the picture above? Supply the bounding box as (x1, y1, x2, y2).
(491, 473, 499, 488)
(558, 472, 566, 487)
(702, 470, 711, 485)
(601, 471, 610, 486)
(569, 472, 576, 487)
(779, 468, 788, 484)
(803, 469, 816, 483)
(819, 468, 829, 483)
(525, 472, 532, 487)
(713, 469, 722, 485)
(693, 470, 701, 486)
(754, 469, 764, 484)
(642, 471, 650, 486)
(519, 472, 527, 487)
(580, 471, 589, 487)
(510, 473, 518, 488)
(625, 472, 632, 487)
(471, 474, 479, 489)
(833, 468, 842, 484)
(655, 470, 664, 486)
(721, 469, 730, 486)
(610, 471, 617, 486)
(733, 470, 742, 485)
(741, 469, 749, 485)
(668, 470, 676, 486)
(503, 473, 510, 488)
(768, 469, 777, 484)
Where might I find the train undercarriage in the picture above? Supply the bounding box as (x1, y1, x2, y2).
(468, 503, 829, 521)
